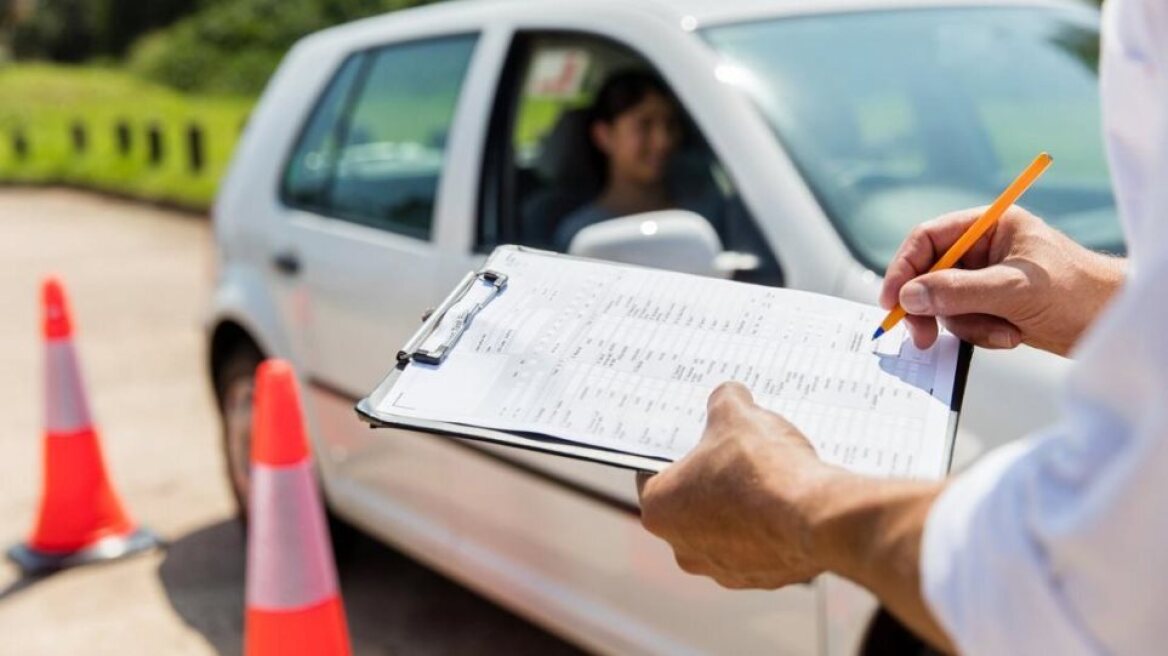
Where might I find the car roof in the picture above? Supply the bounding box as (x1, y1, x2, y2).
(640, 0, 1092, 26)
(426, 0, 1093, 29)
(303, 0, 1095, 52)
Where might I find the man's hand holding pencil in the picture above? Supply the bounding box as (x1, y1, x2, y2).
(880, 205, 1125, 356)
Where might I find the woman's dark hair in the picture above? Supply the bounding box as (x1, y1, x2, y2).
(583, 70, 680, 183)
(589, 70, 675, 125)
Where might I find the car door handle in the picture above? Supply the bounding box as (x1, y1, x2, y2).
(272, 251, 301, 277)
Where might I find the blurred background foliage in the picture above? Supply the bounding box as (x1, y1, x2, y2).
(128, 0, 443, 95)
(0, 0, 440, 210)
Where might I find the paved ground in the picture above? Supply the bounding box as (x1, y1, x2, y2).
(0, 188, 583, 655)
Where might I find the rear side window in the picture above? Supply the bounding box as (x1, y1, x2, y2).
(281, 35, 478, 240)
(283, 54, 365, 209)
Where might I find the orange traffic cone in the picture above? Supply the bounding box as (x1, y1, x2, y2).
(244, 359, 350, 656)
(7, 277, 162, 574)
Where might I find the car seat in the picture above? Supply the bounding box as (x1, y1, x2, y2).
(519, 108, 603, 249)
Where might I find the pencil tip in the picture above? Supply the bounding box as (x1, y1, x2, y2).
(871, 327, 885, 341)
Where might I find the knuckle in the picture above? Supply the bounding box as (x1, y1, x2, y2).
(638, 481, 679, 537)
(639, 503, 665, 535)
(1008, 204, 1035, 222)
(930, 270, 984, 313)
(706, 396, 733, 421)
(717, 575, 753, 590)
(999, 264, 1031, 292)
(638, 487, 663, 528)
(634, 472, 653, 498)
(907, 223, 931, 244)
(713, 380, 745, 397)
(917, 276, 953, 314)
(707, 383, 744, 417)
(675, 553, 703, 575)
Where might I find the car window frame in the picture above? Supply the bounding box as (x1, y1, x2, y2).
(476, 28, 785, 286)
(476, 31, 529, 251)
(278, 32, 482, 242)
(278, 49, 369, 217)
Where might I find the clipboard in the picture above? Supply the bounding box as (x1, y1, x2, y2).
(356, 245, 973, 476)
(357, 366, 676, 473)
(357, 247, 674, 472)
(396, 268, 509, 366)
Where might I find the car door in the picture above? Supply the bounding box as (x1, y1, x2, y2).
(273, 34, 481, 484)
(434, 27, 821, 655)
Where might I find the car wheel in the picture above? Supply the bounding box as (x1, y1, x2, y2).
(214, 343, 263, 520)
(213, 342, 359, 558)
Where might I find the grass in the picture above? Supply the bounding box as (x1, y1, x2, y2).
(0, 64, 254, 211)
(0, 64, 572, 211)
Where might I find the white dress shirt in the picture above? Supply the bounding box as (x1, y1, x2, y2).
(920, 0, 1168, 653)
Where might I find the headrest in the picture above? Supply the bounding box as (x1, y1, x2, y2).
(531, 108, 601, 190)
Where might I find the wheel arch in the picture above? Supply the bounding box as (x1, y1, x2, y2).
(207, 316, 271, 411)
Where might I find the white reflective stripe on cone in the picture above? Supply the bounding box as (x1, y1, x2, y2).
(45, 341, 93, 434)
(246, 460, 339, 610)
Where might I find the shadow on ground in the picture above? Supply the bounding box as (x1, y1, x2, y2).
(158, 519, 585, 656)
(0, 570, 56, 603)
(156, 520, 246, 655)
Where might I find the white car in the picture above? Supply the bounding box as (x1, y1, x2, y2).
(208, 0, 1120, 653)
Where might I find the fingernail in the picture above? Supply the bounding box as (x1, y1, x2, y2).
(990, 328, 1016, 348)
(900, 282, 931, 313)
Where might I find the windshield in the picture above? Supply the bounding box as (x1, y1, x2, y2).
(704, 8, 1123, 272)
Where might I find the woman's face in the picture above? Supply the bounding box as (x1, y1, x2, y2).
(592, 91, 681, 186)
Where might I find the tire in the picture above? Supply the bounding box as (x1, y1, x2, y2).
(212, 342, 358, 559)
(214, 343, 264, 521)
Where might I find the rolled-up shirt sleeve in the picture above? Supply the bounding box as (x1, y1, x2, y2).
(920, 1, 1168, 652)
(923, 437, 1108, 655)
(920, 258, 1168, 655)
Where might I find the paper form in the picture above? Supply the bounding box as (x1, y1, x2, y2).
(378, 249, 963, 479)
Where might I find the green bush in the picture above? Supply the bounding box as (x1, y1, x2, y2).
(1, 0, 441, 208)
(128, 0, 440, 95)
(10, 0, 199, 61)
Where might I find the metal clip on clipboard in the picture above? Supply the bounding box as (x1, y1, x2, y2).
(396, 269, 508, 366)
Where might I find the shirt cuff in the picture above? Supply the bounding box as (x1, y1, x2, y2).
(920, 438, 1095, 655)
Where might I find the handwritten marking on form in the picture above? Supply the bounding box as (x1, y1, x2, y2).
(381, 250, 962, 479)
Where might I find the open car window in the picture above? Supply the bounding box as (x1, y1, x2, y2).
(479, 32, 783, 286)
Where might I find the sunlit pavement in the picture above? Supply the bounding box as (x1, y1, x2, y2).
(0, 188, 582, 656)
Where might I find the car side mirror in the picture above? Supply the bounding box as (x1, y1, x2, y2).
(567, 210, 756, 278)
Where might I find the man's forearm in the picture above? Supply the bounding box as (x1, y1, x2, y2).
(800, 472, 955, 652)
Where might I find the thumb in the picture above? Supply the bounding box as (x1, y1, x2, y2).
(899, 265, 1026, 319)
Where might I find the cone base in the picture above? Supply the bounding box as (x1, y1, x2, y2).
(246, 596, 350, 656)
(7, 526, 164, 575)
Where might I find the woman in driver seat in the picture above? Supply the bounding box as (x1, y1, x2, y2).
(553, 71, 685, 251)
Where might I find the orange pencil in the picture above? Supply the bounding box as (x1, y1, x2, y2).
(873, 152, 1054, 340)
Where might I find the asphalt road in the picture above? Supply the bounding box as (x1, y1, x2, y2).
(0, 188, 584, 656)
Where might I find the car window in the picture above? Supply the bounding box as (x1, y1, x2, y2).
(480, 33, 783, 286)
(282, 35, 478, 240)
(283, 54, 365, 210)
(705, 8, 1122, 272)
